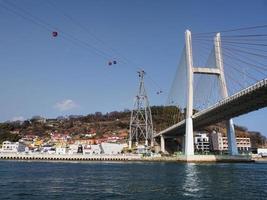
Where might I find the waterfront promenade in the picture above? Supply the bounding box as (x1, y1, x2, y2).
(0, 153, 142, 161)
(0, 152, 255, 162)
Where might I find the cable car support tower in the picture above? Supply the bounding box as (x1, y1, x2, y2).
(129, 70, 154, 149)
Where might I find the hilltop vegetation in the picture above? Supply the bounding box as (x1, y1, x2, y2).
(0, 106, 266, 147)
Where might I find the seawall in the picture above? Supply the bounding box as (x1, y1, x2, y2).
(0, 153, 141, 161)
(0, 153, 254, 163)
(143, 155, 253, 162)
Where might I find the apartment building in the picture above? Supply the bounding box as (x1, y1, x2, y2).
(194, 133, 210, 153)
(210, 131, 251, 153)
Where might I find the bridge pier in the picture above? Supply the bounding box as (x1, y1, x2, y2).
(145, 140, 148, 147)
(185, 118, 194, 155)
(128, 140, 132, 149)
(227, 119, 238, 155)
(151, 137, 154, 147)
(160, 135, 165, 153)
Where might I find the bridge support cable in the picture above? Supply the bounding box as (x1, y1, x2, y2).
(193, 47, 222, 111)
(192, 24, 267, 36)
(194, 29, 267, 86)
(165, 46, 187, 130)
(167, 47, 187, 107)
(194, 39, 267, 95)
(222, 49, 267, 75)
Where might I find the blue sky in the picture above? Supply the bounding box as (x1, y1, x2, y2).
(0, 0, 266, 135)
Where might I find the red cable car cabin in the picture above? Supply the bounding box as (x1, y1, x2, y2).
(52, 31, 58, 37)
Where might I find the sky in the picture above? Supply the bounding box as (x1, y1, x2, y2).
(0, 0, 266, 135)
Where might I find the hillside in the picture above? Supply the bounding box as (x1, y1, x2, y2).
(0, 106, 266, 148)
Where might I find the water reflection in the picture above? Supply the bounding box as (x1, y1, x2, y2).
(182, 163, 203, 197)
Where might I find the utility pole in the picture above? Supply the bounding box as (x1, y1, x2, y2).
(128, 70, 154, 149)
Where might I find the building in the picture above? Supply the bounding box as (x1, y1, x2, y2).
(210, 131, 251, 153)
(257, 148, 267, 157)
(40, 145, 53, 153)
(100, 143, 125, 155)
(1, 141, 26, 153)
(68, 144, 79, 154)
(194, 133, 210, 153)
(50, 133, 71, 143)
(83, 144, 102, 155)
(136, 145, 147, 154)
(74, 139, 96, 145)
(56, 146, 69, 155)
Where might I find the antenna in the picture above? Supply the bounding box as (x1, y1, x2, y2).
(128, 70, 154, 149)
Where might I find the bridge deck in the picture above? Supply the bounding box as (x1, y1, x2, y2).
(155, 78, 267, 138)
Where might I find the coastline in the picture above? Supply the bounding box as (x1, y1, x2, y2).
(0, 153, 260, 163)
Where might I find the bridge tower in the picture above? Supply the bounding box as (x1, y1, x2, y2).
(184, 30, 238, 156)
(128, 70, 154, 149)
(214, 33, 238, 155)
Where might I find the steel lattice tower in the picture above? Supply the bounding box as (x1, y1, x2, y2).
(128, 70, 154, 149)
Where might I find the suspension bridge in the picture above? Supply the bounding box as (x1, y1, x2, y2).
(153, 28, 267, 157)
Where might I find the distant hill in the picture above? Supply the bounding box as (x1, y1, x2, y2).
(0, 106, 266, 147)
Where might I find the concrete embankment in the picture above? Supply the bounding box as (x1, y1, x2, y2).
(0, 153, 141, 162)
(252, 157, 267, 163)
(143, 155, 253, 163)
(0, 153, 253, 163)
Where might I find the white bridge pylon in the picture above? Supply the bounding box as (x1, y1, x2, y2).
(184, 30, 238, 156)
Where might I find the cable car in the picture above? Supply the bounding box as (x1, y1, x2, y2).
(108, 60, 117, 66)
(52, 31, 58, 37)
(156, 90, 163, 95)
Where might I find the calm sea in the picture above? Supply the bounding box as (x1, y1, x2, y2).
(0, 160, 266, 200)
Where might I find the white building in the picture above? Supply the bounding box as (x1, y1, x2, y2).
(194, 133, 210, 153)
(1, 141, 26, 153)
(136, 145, 146, 154)
(83, 144, 102, 155)
(41, 145, 53, 153)
(68, 144, 102, 155)
(210, 132, 251, 153)
(257, 148, 267, 156)
(47, 148, 56, 154)
(100, 143, 124, 155)
(68, 144, 79, 154)
(56, 147, 69, 155)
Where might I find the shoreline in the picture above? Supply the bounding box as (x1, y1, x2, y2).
(0, 153, 261, 163)
(0, 153, 141, 162)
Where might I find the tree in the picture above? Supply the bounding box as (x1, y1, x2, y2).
(0, 130, 21, 143)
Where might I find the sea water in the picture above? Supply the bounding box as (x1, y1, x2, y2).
(0, 161, 266, 200)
